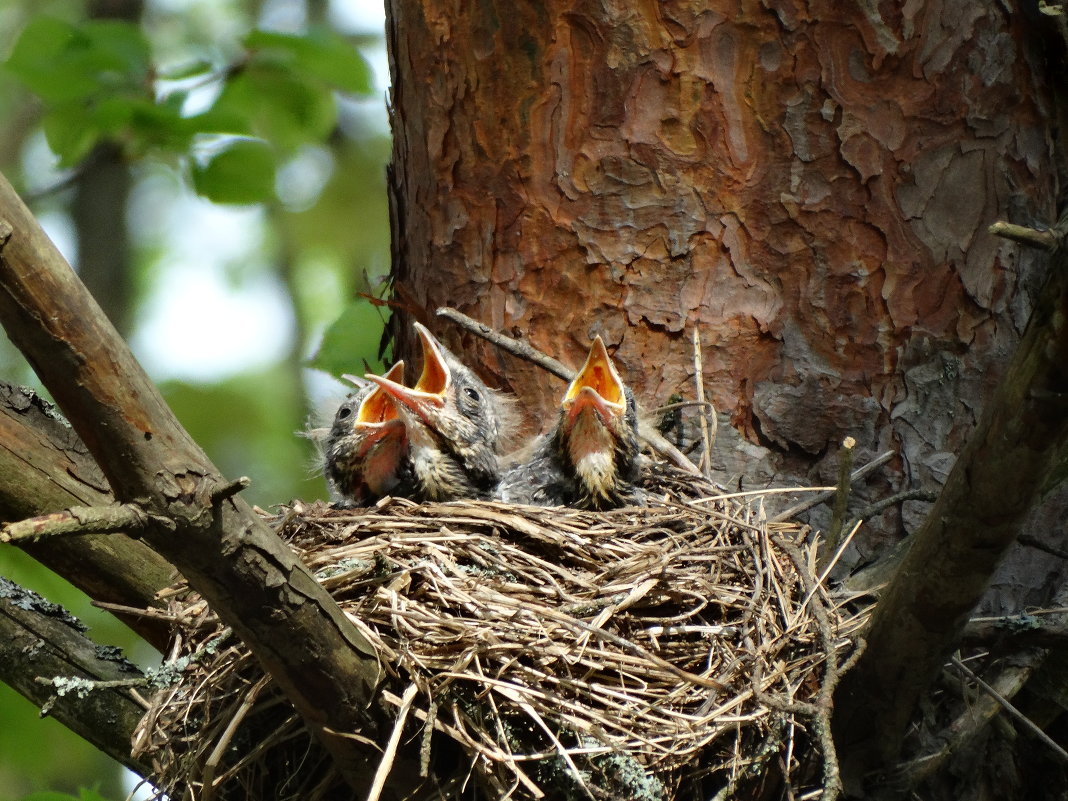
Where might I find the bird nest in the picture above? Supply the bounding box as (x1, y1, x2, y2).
(132, 492, 865, 801)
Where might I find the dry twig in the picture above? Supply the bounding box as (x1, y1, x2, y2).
(692, 329, 716, 478)
(436, 306, 705, 476)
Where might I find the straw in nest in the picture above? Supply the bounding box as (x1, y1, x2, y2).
(132, 491, 865, 801)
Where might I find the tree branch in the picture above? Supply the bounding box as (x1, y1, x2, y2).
(822, 437, 856, 571)
(1, 503, 160, 544)
(436, 305, 573, 380)
(833, 215, 1068, 791)
(889, 652, 1046, 795)
(0, 576, 150, 775)
(961, 615, 1068, 648)
(951, 655, 1068, 763)
(988, 220, 1057, 251)
(0, 383, 175, 647)
(0, 171, 417, 797)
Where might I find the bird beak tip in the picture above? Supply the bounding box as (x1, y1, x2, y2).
(414, 325, 452, 397)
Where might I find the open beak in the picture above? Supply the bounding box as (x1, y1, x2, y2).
(364, 323, 452, 426)
(412, 323, 451, 396)
(353, 361, 405, 428)
(562, 336, 626, 426)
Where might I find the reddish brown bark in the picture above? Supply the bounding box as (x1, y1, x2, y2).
(835, 216, 1068, 790)
(386, 0, 1057, 546)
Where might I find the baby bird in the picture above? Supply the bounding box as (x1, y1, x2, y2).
(498, 336, 643, 510)
(324, 361, 415, 506)
(365, 323, 513, 502)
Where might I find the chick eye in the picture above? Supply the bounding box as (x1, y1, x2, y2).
(337, 406, 353, 420)
(463, 386, 481, 402)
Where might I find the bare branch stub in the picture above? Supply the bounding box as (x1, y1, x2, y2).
(823, 437, 857, 570)
(770, 450, 894, 523)
(988, 220, 1058, 251)
(0, 503, 154, 544)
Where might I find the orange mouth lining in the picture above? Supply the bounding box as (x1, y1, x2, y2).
(356, 362, 405, 426)
(413, 323, 451, 397)
(564, 337, 625, 409)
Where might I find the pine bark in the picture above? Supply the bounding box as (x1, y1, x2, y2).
(834, 216, 1068, 791)
(386, 0, 1058, 544)
(385, 1, 1066, 791)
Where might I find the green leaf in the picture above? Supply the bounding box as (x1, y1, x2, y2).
(157, 58, 215, 80)
(213, 64, 336, 150)
(123, 97, 198, 154)
(184, 104, 256, 138)
(191, 138, 277, 204)
(76, 786, 113, 800)
(312, 299, 387, 378)
(41, 105, 100, 167)
(81, 20, 151, 83)
(244, 28, 372, 95)
(6, 17, 98, 103)
(5, 17, 150, 104)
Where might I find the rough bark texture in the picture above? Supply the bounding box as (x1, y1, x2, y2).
(0, 383, 174, 647)
(834, 220, 1068, 791)
(385, 0, 1058, 553)
(0, 576, 149, 774)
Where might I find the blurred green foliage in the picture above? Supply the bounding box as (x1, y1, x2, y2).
(13, 790, 115, 801)
(0, 0, 395, 796)
(6, 13, 372, 202)
(191, 137, 277, 203)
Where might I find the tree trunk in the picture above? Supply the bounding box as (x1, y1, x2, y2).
(385, 0, 1058, 544)
(834, 215, 1068, 792)
(0, 1, 1065, 797)
(384, 0, 1067, 793)
(70, 0, 143, 335)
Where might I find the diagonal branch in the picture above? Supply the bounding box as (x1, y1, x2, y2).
(0, 171, 417, 797)
(833, 214, 1068, 791)
(0, 383, 175, 647)
(0, 576, 150, 774)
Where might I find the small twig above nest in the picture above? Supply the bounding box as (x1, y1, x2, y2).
(988, 221, 1058, 251)
(770, 450, 894, 523)
(691, 329, 717, 479)
(436, 306, 573, 381)
(437, 306, 705, 476)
